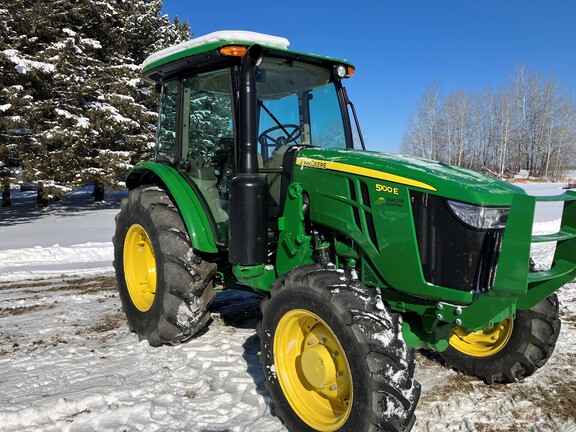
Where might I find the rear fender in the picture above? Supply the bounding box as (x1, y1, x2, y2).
(126, 162, 218, 253)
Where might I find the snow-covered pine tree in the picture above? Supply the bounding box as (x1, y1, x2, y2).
(0, 4, 30, 206)
(0, 0, 191, 206)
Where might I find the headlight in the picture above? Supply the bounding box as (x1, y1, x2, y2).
(447, 200, 509, 230)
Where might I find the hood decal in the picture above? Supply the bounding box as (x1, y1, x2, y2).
(296, 157, 437, 192)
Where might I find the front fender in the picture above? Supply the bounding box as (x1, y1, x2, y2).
(126, 161, 219, 253)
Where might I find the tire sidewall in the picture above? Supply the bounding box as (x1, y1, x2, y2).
(115, 192, 168, 336)
(261, 286, 373, 432)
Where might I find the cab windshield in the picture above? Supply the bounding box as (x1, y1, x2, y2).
(256, 58, 347, 162)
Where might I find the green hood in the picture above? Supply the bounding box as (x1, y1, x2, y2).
(296, 147, 525, 206)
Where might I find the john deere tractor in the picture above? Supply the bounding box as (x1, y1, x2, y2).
(113, 31, 576, 432)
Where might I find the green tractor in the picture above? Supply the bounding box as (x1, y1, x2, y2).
(113, 31, 576, 431)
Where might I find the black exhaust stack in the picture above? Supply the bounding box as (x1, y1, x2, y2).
(229, 44, 268, 266)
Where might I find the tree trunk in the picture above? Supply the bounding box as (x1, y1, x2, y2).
(93, 183, 105, 202)
(36, 182, 49, 207)
(2, 181, 11, 207)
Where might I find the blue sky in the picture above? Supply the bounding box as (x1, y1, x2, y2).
(160, 0, 576, 153)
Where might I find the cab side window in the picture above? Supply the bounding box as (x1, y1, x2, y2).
(183, 72, 233, 172)
(181, 69, 234, 240)
(155, 79, 179, 163)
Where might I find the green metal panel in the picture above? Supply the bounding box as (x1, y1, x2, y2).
(276, 183, 314, 276)
(232, 264, 276, 291)
(489, 193, 534, 296)
(143, 40, 354, 77)
(518, 191, 576, 310)
(293, 148, 525, 206)
(127, 161, 218, 253)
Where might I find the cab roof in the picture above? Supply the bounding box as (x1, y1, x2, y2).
(141, 30, 354, 83)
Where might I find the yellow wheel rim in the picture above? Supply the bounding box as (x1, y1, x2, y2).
(274, 309, 352, 431)
(449, 319, 513, 357)
(123, 224, 157, 312)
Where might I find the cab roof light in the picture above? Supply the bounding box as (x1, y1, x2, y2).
(333, 64, 355, 79)
(219, 45, 248, 57)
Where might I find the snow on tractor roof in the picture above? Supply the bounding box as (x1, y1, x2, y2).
(142, 30, 291, 71)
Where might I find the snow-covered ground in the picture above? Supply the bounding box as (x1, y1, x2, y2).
(0, 184, 575, 431)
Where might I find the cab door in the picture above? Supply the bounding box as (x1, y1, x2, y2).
(179, 68, 235, 243)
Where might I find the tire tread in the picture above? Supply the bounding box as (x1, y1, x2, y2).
(114, 185, 217, 347)
(258, 265, 420, 431)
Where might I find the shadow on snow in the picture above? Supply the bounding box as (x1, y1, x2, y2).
(0, 186, 127, 227)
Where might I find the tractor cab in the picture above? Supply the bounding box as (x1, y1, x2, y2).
(142, 31, 358, 247)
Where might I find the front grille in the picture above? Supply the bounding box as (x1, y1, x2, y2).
(410, 191, 503, 293)
(361, 258, 382, 286)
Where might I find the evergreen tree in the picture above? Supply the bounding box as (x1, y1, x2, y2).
(0, 0, 191, 205)
(0, 4, 30, 205)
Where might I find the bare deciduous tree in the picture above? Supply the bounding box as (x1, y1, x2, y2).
(402, 67, 576, 180)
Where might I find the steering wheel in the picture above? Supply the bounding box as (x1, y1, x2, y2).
(258, 124, 302, 158)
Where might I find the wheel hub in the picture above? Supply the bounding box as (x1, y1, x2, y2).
(274, 309, 352, 431)
(300, 343, 337, 390)
(123, 224, 157, 312)
(449, 318, 514, 357)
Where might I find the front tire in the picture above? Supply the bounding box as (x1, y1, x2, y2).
(440, 294, 561, 384)
(258, 265, 420, 432)
(113, 185, 217, 346)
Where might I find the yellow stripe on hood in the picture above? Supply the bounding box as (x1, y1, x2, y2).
(296, 157, 437, 191)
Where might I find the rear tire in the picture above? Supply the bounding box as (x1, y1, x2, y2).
(113, 185, 217, 346)
(258, 265, 420, 432)
(440, 294, 561, 384)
